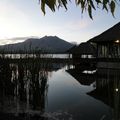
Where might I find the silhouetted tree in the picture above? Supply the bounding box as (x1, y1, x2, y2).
(39, 0, 118, 19)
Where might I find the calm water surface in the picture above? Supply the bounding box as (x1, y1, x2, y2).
(46, 68, 112, 120)
(0, 60, 119, 120)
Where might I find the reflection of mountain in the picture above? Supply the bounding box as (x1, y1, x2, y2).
(66, 68, 96, 86)
(0, 36, 74, 53)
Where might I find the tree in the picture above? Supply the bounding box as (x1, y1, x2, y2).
(39, 0, 117, 19)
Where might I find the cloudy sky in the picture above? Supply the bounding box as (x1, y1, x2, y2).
(0, 0, 120, 45)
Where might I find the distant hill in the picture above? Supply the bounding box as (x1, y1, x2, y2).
(0, 36, 74, 53)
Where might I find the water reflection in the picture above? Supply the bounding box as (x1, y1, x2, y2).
(66, 69, 96, 86)
(0, 59, 66, 116)
(0, 59, 120, 120)
(89, 69, 120, 120)
(67, 68, 120, 120)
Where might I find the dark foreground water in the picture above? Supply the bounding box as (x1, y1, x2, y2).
(0, 60, 119, 120)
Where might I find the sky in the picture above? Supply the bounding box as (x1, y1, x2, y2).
(0, 0, 120, 45)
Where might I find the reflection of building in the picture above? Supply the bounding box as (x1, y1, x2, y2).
(89, 22, 120, 69)
(66, 68, 96, 86)
(88, 68, 120, 119)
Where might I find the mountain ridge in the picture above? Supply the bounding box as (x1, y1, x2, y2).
(0, 36, 74, 53)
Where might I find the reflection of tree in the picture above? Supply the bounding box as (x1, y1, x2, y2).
(0, 60, 13, 96)
(18, 63, 26, 101)
(28, 61, 49, 111)
(0, 59, 65, 115)
(0, 60, 52, 113)
(17, 61, 50, 111)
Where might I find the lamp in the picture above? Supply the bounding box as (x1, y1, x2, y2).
(115, 88, 119, 92)
(115, 40, 120, 43)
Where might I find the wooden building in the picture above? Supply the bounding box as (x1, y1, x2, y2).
(72, 42, 96, 58)
(70, 42, 96, 70)
(88, 22, 120, 69)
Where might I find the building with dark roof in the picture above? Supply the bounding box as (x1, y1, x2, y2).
(72, 42, 96, 57)
(88, 22, 120, 69)
(69, 42, 96, 70)
(89, 22, 120, 58)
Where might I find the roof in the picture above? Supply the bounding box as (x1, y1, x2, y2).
(88, 22, 120, 43)
(72, 42, 96, 55)
(66, 45, 77, 53)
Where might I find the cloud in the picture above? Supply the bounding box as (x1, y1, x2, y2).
(7, 36, 38, 41)
(0, 36, 39, 45)
(65, 19, 92, 31)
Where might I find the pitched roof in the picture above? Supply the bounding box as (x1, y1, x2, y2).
(88, 22, 120, 43)
(66, 45, 77, 53)
(72, 42, 96, 55)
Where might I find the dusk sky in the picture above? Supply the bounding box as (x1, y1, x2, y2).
(0, 0, 120, 45)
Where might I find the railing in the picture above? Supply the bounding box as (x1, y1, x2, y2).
(96, 58, 120, 62)
(73, 57, 120, 63)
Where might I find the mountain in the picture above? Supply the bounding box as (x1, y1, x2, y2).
(0, 36, 74, 53)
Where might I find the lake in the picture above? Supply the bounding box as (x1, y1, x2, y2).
(0, 59, 119, 120)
